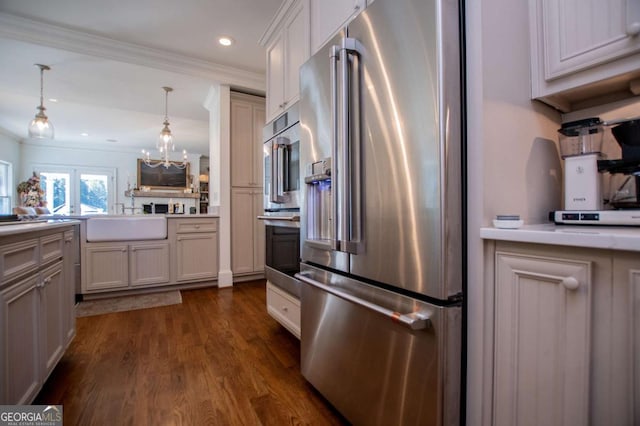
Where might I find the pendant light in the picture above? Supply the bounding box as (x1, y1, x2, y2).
(28, 64, 54, 139)
(142, 86, 187, 169)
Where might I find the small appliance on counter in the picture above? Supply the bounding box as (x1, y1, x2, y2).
(550, 117, 640, 225)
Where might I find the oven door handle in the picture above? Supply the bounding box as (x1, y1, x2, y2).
(257, 215, 300, 221)
(295, 273, 431, 330)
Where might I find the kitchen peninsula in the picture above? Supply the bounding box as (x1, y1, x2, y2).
(81, 214, 219, 297)
(0, 219, 78, 404)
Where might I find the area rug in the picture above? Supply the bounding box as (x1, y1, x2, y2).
(76, 290, 182, 317)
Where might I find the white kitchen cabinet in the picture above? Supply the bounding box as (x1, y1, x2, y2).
(169, 217, 218, 282)
(231, 188, 265, 277)
(0, 226, 75, 405)
(310, 0, 366, 54)
(0, 275, 40, 404)
(40, 261, 65, 380)
(231, 92, 266, 187)
(84, 241, 169, 292)
(592, 252, 640, 425)
(84, 243, 129, 291)
(529, 0, 640, 111)
(129, 242, 170, 287)
(266, 281, 300, 338)
(63, 230, 76, 345)
(487, 240, 640, 426)
(494, 248, 592, 426)
(263, 0, 310, 122)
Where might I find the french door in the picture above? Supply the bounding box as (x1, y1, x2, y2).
(36, 165, 115, 215)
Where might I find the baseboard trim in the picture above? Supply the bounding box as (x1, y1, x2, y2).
(217, 270, 234, 288)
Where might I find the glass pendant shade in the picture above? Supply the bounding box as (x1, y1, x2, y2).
(28, 64, 54, 139)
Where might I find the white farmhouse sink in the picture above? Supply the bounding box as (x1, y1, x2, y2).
(86, 216, 167, 242)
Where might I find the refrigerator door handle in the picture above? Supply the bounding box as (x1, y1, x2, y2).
(338, 37, 363, 254)
(296, 272, 431, 330)
(330, 45, 341, 251)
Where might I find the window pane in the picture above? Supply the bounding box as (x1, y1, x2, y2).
(80, 174, 109, 215)
(40, 172, 70, 214)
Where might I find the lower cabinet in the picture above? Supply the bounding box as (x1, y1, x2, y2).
(84, 241, 169, 292)
(169, 217, 219, 283)
(489, 241, 639, 426)
(0, 275, 40, 404)
(231, 188, 265, 277)
(0, 227, 75, 405)
(40, 261, 65, 380)
(266, 282, 300, 339)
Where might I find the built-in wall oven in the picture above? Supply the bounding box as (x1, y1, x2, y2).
(259, 103, 301, 297)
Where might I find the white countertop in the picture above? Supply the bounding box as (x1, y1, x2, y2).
(480, 223, 640, 252)
(0, 219, 80, 237)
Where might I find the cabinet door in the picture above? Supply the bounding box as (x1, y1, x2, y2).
(40, 261, 65, 380)
(129, 242, 170, 287)
(494, 251, 591, 426)
(84, 244, 129, 291)
(0, 275, 40, 404)
(231, 188, 255, 275)
(538, 0, 640, 80)
(266, 32, 285, 121)
(530, 0, 640, 110)
(231, 94, 266, 187)
(310, 0, 365, 53)
(175, 233, 218, 282)
(284, 0, 309, 107)
(598, 252, 640, 426)
(63, 231, 75, 345)
(253, 191, 265, 272)
(232, 98, 258, 187)
(253, 103, 266, 185)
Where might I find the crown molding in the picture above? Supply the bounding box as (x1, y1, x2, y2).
(0, 12, 265, 92)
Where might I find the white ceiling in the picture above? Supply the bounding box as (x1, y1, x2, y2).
(0, 0, 283, 155)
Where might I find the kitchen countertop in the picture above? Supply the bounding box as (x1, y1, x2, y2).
(0, 219, 80, 237)
(480, 223, 640, 252)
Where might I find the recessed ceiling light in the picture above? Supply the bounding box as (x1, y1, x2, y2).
(80, 132, 89, 137)
(48, 98, 58, 103)
(218, 36, 234, 47)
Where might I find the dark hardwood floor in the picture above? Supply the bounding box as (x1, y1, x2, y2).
(35, 280, 348, 425)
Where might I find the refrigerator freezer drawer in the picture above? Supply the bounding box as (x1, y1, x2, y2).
(298, 265, 461, 425)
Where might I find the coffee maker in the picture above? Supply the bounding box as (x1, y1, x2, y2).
(550, 117, 640, 226)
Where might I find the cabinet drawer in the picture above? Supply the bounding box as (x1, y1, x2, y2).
(173, 218, 217, 234)
(0, 239, 39, 284)
(266, 282, 300, 339)
(40, 233, 63, 265)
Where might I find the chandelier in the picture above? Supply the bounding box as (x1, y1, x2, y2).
(141, 86, 188, 169)
(28, 64, 54, 139)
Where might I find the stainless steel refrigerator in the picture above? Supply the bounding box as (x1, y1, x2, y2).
(296, 0, 464, 424)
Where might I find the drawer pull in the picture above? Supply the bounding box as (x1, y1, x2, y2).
(282, 306, 288, 312)
(561, 276, 579, 291)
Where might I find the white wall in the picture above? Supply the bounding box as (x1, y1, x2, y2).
(0, 130, 22, 208)
(467, 0, 562, 424)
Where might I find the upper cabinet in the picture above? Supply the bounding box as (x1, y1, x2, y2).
(261, 0, 310, 122)
(529, 0, 640, 112)
(230, 92, 266, 187)
(310, 0, 367, 54)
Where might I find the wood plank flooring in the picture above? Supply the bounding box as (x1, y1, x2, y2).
(35, 280, 349, 425)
